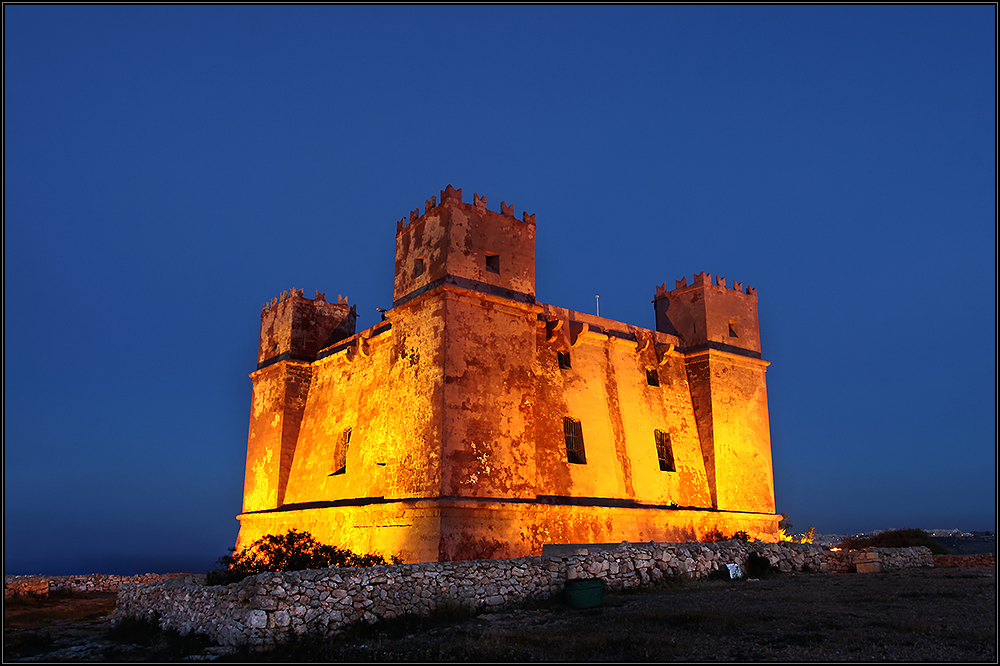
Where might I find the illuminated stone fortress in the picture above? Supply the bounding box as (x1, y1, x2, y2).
(237, 185, 780, 562)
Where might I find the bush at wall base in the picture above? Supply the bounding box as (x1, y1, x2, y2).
(205, 530, 400, 586)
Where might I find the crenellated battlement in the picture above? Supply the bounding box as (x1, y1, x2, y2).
(395, 184, 536, 235)
(262, 289, 349, 314)
(655, 273, 757, 300)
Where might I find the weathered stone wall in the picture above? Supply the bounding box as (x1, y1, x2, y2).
(933, 553, 996, 567)
(823, 546, 934, 574)
(4, 573, 178, 599)
(114, 541, 932, 647)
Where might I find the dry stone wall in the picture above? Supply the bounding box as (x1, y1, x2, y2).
(4, 573, 179, 599)
(933, 553, 996, 567)
(823, 546, 934, 574)
(114, 541, 934, 647)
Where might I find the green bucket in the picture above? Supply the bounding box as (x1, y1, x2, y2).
(564, 578, 604, 608)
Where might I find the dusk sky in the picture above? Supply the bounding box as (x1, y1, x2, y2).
(5, 5, 995, 576)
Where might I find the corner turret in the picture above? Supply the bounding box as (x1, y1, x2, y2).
(653, 273, 760, 356)
(258, 289, 357, 369)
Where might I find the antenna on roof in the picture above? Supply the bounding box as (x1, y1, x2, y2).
(596, 295, 600, 317)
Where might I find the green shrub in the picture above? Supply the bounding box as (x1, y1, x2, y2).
(838, 528, 948, 555)
(206, 529, 402, 585)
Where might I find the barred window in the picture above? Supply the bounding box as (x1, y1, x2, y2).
(654, 430, 675, 472)
(558, 351, 571, 369)
(564, 417, 586, 465)
(331, 427, 352, 476)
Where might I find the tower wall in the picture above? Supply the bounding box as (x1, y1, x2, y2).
(439, 291, 540, 501)
(531, 305, 713, 509)
(237, 303, 449, 561)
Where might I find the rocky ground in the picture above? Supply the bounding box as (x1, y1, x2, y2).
(4, 566, 996, 662)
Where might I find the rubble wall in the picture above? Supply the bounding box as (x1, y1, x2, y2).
(933, 553, 996, 567)
(114, 542, 932, 647)
(4, 573, 178, 599)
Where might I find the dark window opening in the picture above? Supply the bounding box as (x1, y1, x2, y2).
(655, 430, 675, 472)
(331, 427, 352, 475)
(414, 257, 425, 278)
(486, 253, 500, 274)
(646, 367, 660, 386)
(728, 322, 738, 338)
(564, 417, 586, 464)
(558, 351, 571, 369)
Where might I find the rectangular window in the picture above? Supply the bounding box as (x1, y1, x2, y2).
(414, 257, 425, 278)
(564, 417, 586, 464)
(558, 351, 571, 369)
(331, 427, 352, 476)
(655, 430, 675, 472)
(646, 367, 660, 386)
(486, 253, 500, 274)
(728, 322, 738, 338)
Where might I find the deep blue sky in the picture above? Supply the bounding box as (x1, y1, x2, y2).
(5, 6, 995, 575)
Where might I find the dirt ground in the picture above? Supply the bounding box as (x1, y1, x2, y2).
(3, 566, 996, 662)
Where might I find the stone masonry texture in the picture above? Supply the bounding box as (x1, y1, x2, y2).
(113, 542, 935, 648)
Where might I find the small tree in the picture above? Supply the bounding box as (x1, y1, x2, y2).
(207, 530, 401, 585)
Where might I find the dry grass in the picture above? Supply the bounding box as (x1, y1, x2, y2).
(4, 590, 116, 627)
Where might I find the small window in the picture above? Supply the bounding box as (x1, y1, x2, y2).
(655, 430, 675, 472)
(564, 417, 586, 464)
(331, 428, 352, 476)
(414, 257, 425, 278)
(646, 367, 660, 387)
(728, 322, 738, 338)
(486, 253, 500, 274)
(558, 351, 571, 369)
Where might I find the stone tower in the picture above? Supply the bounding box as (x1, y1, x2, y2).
(243, 291, 356, 512)
(236, 186, 779, 563)
(653, 273, 774, 513)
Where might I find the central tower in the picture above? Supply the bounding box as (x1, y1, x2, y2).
(392, 187, 545, 560)
(393, 184, 537, 307)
